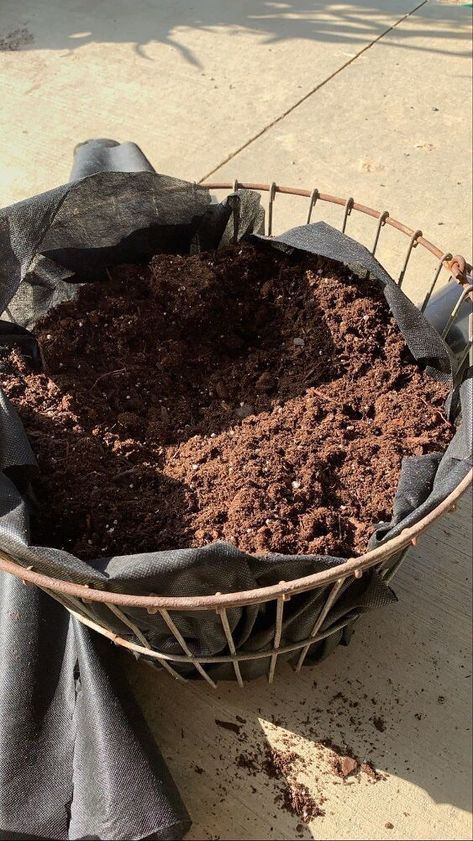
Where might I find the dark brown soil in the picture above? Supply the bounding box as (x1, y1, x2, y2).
(215, 719, 242, 736)
(337, 755, 359, 778)
(237, 743, 326, 823)
(278, 782, 325, 822)
(0, 242, 452, 560)
(263, 746, 301, 779)
(320, 737, 387, 783)
(360, 761, 386, 783)
(219, 701, 392, 827)
(373, 715, 386, 733)
(263, 746, 325, 822)
(237, 752, 259, 774)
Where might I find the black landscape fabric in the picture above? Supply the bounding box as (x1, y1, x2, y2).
(0, 140, 471, 839)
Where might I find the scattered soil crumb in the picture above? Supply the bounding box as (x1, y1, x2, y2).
(263, 746, 301, 779)
(237, 751, 259, 775)
(322, 739, 387, 783)
(238, 743, 325, 822)
(360, 761, 387, 782)
(278, 782, 325, 823)
(214, 719, 242, 735)
(338, 756, 359, 778)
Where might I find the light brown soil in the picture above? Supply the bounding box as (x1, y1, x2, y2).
(0, 242, 452, 560)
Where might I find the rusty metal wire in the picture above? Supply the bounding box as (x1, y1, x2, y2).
(0, 181, 471, 686)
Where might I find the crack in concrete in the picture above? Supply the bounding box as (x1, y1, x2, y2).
(199, 0, 429, 183)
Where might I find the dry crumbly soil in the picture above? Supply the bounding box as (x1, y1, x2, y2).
(227, 706, 388, 825)
(0, 242, 452, 560)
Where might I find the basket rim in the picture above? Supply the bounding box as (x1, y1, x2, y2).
(202, 180, 472, 284)
(0, 182, 471, 612)
(0, 463, 471, 613)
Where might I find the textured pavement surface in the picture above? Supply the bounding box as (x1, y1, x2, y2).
(1, 2, 472, 839)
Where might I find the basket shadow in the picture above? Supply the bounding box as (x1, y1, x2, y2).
(20, 412, 196, 560)
(124, 495, 472, 836)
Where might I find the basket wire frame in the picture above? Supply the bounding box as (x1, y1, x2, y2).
(0, 181, 471, 687)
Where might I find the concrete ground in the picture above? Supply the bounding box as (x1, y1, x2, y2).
(1, 1, 472, 839)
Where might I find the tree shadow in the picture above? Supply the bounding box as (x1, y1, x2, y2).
(0, 0, 471, 65)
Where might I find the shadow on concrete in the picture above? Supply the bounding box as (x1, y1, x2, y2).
(0, 0, 471, 66)
(126, 494, 472, 837)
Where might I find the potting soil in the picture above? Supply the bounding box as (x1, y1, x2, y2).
(1, 147, 471, 841)
(2, 242, 452, 560)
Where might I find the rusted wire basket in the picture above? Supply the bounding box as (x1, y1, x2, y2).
(0, 181, 471, 688)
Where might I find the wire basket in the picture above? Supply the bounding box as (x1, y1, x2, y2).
(0, 181, 471, 688)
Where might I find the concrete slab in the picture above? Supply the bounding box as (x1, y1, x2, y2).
(0, 2, 471, 840)
(206, 1, 472, 297)
(126, 492, 472, 841)
(2, 0, 424, 203)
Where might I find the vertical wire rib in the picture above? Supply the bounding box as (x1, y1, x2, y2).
(398, 229, 422, 288)
(4, 306, 17, 323)
(341, 197, 354, 234)
(217, 607, 244, 687)
(106, 603, 187, 684)
(268, 594, 285, 684)
(421, 253, 452, 313)
(34, 573, 106, 626)
(106, 603, 151, 647)
(46, 589, 101, 627)
(307, 188, 320, 224)
(42, 579, 131, 648)
(230, 179, 240, 244)
(228, 186, 241, 245)
(456, 290, 473, 370)
(441, 285, 472, 340)
(470, 308, 473, 368)
(458, 303, 473, 369)
(159, 608, 217, 688)
(371, 211, 389, 255)
(381, 548, 410, 584)
(458, 337, 473, 369)
(267, 182, 277, 236)
(295, 577, 345, 672)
